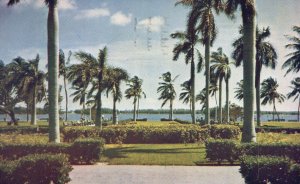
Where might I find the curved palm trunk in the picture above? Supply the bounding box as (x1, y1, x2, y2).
(205, 40, 211, 125)
(272, 100, 275, 121)
(26, 102, 29, 122)
(112, 97, 117, 124)
(137, 97, 140, 118)
(218, 78, 223, 123)
(64, 76, 68, 121)
(241, 0, 257, 143)
(95, 92, 102, 128)
(255, 62, 262, 126)
(191, 56, 196, 124)
(215, 94, 218, 121)
(298, 97, 300, 122)
(274, 100, 280, 121)
(225, 78, 229, 123)
(48, 3, 60, 143)
(31, 84, 37, 125)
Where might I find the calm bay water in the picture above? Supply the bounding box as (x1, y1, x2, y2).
(0, 113, 298, 122)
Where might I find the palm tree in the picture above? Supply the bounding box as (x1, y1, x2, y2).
(196, 88, 206, 111)
(282, 26, 300, 75)
(70, 84, 87, 120)
(59, 49, 72, 121)
(232, 26, 277, 126)
(287, 78, 300, 121)
(105, 67, 129, 124)
(157, 72, 178, 120)
(71, 47, 108, 128)
(8, 0, 61, 143)
(8, 55, 46, 125)
(171, 29, 201, 124)
(177, 0, 223, 125)
(179, 80, 192, 116)
(261, 77, 285, 121)
(125, 76, 146, 122)
(209, 74, 219, 121)
(234, 80, 244, 101)
(225, 0, 257, 142)
(211, 48, 232, 123)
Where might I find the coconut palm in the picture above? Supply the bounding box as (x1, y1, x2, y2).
(71, 47, 108, 128)
(234, 80, 244, 101)
(232, 26, 277, 126)
(105, 67, 129, 124)
(287, 77, 300, 121)
(59, 49, 72, 121)
(70, 84, 87, 120)
(211, 48, 232, 123)
(179, 79, 192, 115)
(209, 74, 219, 121)
(177, 0, 223, 125)
(260, 77, 285, 121)
(196, 88, 206, 111)
(8, 0, 60, 142)
(125, 76, 146, 122)
(157, 72, 178, 120)
(171, 29, 202, 124)
(282, 26, 300, 75)
(225, 0, 257, 142)
(8, 55, 46, 125)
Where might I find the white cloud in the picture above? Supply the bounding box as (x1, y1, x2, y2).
(138, 16, 165, 32)
(110, 11, 132, 26)
(75, 8, 110, 20)
(58, 0, 76, 10)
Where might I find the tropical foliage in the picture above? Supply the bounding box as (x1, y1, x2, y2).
(287, 77, 300, 121)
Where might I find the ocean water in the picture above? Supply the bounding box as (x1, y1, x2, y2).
(0, 113, 298, 122)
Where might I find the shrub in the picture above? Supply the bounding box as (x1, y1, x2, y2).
(69, 138, 105, 164)
(0, 138, 105, 164)
(205, 140, 240, 164)
(240, 156, 297, 184)
(62, 125, 209, 144)
(209, 125, 241, 139)
(0, 126, 49, 134)
(0, 154, 72, 184)
(173, 119, 191, 124)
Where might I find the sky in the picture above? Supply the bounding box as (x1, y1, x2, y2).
(0, 0, 299, 112)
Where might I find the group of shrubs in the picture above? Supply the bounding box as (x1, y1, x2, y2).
(62, 124, 241, 144)
(206, 140, 300, 183)
(0, 138, 104, 183)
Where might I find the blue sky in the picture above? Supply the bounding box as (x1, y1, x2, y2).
(0, 0, 299, 112)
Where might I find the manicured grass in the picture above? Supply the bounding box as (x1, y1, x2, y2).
(101, 143, 206, 166)
(261, 121, 300, 128)
(257, 132, 300, 144)
(120, 121, 179, 126)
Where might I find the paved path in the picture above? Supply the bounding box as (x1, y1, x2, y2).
(69, 165, 244, 184)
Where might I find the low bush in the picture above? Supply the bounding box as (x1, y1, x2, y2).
(0, 154, 72, 184)
(62, 125, 210, 144)
(0, 126, 49, 134)
(205, 139, 240, 164)
(208, 125, 241, 139)
(173, 119, 191, 124)
(69, 138, 105, 164)
(240, 156, 299, 184)
(205, 140, 300, 164)
(0, 138, 105, 164)
(256, 127, 300, 134)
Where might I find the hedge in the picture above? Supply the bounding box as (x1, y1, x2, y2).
(0, 126, 49, 134)
(0, 138, 105, 164)
(62, 125, 210, 144)
(209, 125, 241, 139)
(205, 140, 300, 163)
(0, 154, 72, 184)
(240, 156, 300, 184)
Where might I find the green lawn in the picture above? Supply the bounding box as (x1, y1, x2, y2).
(261, 121, 300, 128)
(101, 143, 205, 166)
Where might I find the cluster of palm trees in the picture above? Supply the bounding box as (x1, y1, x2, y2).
(3, 0, 300, 144)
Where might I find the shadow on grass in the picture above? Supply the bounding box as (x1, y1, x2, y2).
(103, 147, 134, 159)
(120, 147, 201, 154)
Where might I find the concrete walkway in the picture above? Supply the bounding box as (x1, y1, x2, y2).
(69, 165, 244, 184)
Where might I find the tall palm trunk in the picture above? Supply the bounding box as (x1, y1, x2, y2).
(137, 97, 140, 118)
(255, 62, 262, 126)
(225, 78, 229, 123)
(218, 77, 223, 123)
(191, 52, 196, 124)
(26, 102, 29, 122)
(241, 0, 257, 143)
(112, 96, 117, 124)
(48, 2, 60, 143)
(95, 91, 102, 128)
(272, 100, 275, 121)
(205, 39, 211, 125)
(133, 97, 137, 122)
(215, 94, 218, 121)
(31, 84, 37, 125)
(273, 100, 280, 121)
(298, 97, 300, 122)
(170, 99, 173, 120)
(64, 76, 68, 121)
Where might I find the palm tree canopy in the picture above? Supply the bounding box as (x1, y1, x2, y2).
(8, 0, 57, 7)
(225, 0, 256, 22)
(287, 77, 300, 102)
(260, 77, 285, 105)
(211, 47, 232, 81)
(179, 80, 192, 104)
(282, 26, 300, 75)
(125, 76, 146, 103)
(157, 72, 178, 108)
(234, 80, 244, 100)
